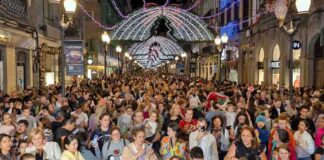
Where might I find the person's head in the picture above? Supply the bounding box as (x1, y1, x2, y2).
(149, 110, 159, 122)
(226, 104, 235, 112)
(278, 144, 290, 160)
(38, 117, 52, 130)
(211, 115, 223, 129)
(125, 106, 133, 116)
(131, 128, 145, 145)
(0, 134, 11, 154)
(190, 146, 204, 160)
(298, 120, 309, 133)
(197, 117, 207, 130)
(22, 106, 31, 117)
(299, 105, 310, 118)
(167, 123, 180, 138)
(132, 110, 144, 124)
(255, 115, 266, 129)
(273, 129, 289, 143)
(170, 104, 180, 116)
(18, 140, 28, 155)
(184, 108, 194, 121)
(319, 117, 324, 128)
(63, 118, 76, 131)
(63, 135, 79, 153)
(17, 120, 28, 134)
(25, 99, 33, 109)
(110, 126, 121, 142)
(277, 114, 289, 129)
(20, 153, 35, 160)
(28, 128, 45, 147)
(2, 113, 12, 125)
(99, 112, 111, 128)
(274, 97, 283, 108)
(41, 106, 50, 116)
(240, 126, 258, 148)
(234, 111, 249, 126)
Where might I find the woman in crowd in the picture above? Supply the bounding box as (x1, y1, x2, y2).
(77, 132, 100, 160)
(160, 123, 186, 160)
(61, 135, 85, 160)
(225, 126, 267, 160)
(101, 126, 129, 160)
(268, 129, 290, 159)
(0, 112, 16, 136)
(210, 115, 230, 159)
(37, 117, 54, 141)
(25, 128, 61, 160)
(121, 128, 157, 160)
(277, 144, 291, 160)
(0, 133, 15, 160)
(231, 111, 252, 139)
(315, 134, 324, 160)
(294, 120, 315, 160)
(90, 112, 112, 151)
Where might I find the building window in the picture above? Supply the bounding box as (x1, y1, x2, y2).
(243, 0, 249, 28)
(258, 47, 264, 84)
(272, 44, 280, 85)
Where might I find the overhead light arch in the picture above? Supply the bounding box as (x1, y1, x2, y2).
(127, 36, 184, 68)
(111, 7, 214, 42)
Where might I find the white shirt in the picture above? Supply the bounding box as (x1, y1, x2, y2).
(189, 130, 219, 160)
(294, 130, 315, 158)
(189, 95, 201, 108)
(71, 111, 89, 126)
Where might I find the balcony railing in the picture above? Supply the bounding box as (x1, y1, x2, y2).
(0, 0, 28, 22)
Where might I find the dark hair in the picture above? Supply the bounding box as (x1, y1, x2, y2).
(75, 132, 88, 148)
(0, 134, 11, 154)
(300, 105, 310, 112)
(278, 144, 290, 153)
(211, 115, 224, 129)
(63, 134, 78, 150)
(63, 118, 76, 126)
(18, 120, 29, 127)
(99, 112, 111, 120)
(20, 153, 35, 160)
(190, 146, 204, 159)
(131, 128, 145, 137)
(240, 126, 259, 149)
(39, 117, 52, 129)
(234, 111, 250, 127)
(170, 156, 181, 160)
(167, 123, 180, 139)
(276, 129, 289, 143)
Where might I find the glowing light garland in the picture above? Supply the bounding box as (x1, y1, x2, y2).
(111, 6, 214, 42)
(111, 0, 129, 19)
(163, 0, 170, 7)
(185, 0, 201, 12)
(220, 0, 233, 11)
(78, 3, 115, 30)
(127, 36, 184, 68)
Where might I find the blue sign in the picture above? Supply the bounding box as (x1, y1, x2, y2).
(64, 41, 84, 76)
(292, 40, 302, 50)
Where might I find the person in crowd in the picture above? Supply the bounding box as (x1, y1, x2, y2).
(189, 117, 218, 160)
(121, 128, 157, 160)
(225, 126, 267, 160)
(71, 104, 88, 129)
(276, 144, 291, 160)
(270, 97, 286, 120)
(25, 128, 61, 160)
(61, 134, 85, 160)
(231, 111, 252, 139)
(0, 133, 15, 160)
(160, 123, 186, 159)
(179, 108, 197, 136)
(294, 120, 315, 160)
(37, 117, 54, 141)
(163, 104, 182, 133)
(54, 118, 76, 149)
(100, 126, 129, 160)
(210, 115, 230, 159)
(268, 129, 290, 159)
(144, 110, 159, 143)
(190, 146, 204, 160)
(268, 114, 296, 160)
(225, 104, 236, 128)
(17, 106, 37, 132)
(290, 105, 316, 134)
(20, 153, 36, 160)
(0, 112, 16, 136)
(13, 120, 29, 148)
(315, 116, 324, 148)
(90, 112, 112, 151)
(254, 115, 269, 146)
(315, 134, 324, 160)
(75, 131, 100, 160)
(127, 110, 145, 139)
(117, 106, 133, 135)
(51, 111, 66, 133)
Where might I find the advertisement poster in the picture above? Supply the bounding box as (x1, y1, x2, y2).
(17, 66, 24, 91)
(64, 41, 84, 76)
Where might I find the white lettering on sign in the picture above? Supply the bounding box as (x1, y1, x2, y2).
(271, 61, 280, 68)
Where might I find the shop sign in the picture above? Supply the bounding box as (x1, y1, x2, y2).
(271, 61, 280, 69)
(292, 40, 302, 50)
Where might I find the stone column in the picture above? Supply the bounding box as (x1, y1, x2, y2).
(3, 46, 16, 93)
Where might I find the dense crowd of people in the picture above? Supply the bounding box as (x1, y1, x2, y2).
(0, 74, 323, 160)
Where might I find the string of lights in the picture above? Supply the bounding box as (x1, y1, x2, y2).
(163, 0, 170, 7)
(185, 0, 201, 12)
(78, 3, 115, 30)
(111, 0, 129, 19)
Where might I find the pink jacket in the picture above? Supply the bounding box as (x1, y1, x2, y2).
(315, 128, 324, 147)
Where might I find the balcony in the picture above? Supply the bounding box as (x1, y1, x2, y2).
(0, 0, 28, 24)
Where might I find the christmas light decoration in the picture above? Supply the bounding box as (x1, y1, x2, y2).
(127, 36, 184, 68)
(111, 0, 129, 18)
(220, 21, 239, 40)
(111, 6, 214, 42)
(185, 0, 201, 12)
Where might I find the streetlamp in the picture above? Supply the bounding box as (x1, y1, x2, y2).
(215, 33, 228, 81)
(101, 31, 110, 78)
(64, 0, 77, 13)
(116, 45, 122, 75)
(274, 0, 311, 104)
(175, 56, 179, 61)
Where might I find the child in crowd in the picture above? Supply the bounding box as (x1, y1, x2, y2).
(225, 104, 236, 128)
(144, 110, 158, 142)
(0, 112, 16, 136)
(255, 115, 270, 146)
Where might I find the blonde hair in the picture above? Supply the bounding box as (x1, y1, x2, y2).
(28, 128, 45, 143)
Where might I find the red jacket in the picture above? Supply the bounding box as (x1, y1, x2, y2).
(268, 127, 297, 160)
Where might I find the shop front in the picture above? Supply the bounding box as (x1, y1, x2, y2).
(271, 44, 280, 85)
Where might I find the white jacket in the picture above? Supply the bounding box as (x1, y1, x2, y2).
(189, 130, 219, 160)
(25, 141, 62, 160)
